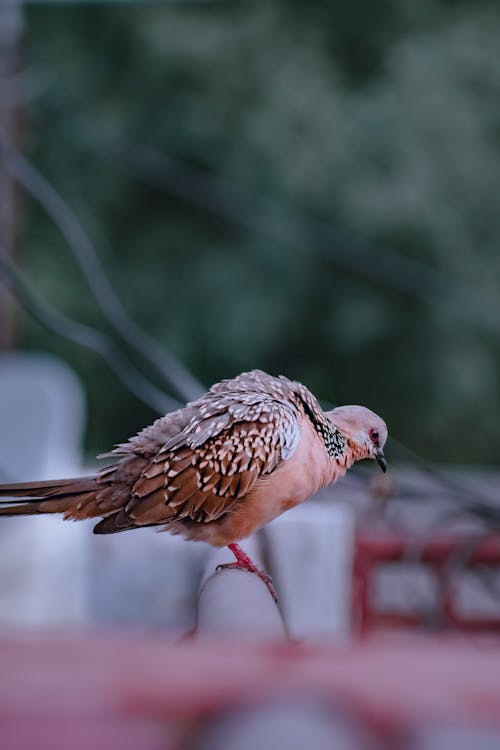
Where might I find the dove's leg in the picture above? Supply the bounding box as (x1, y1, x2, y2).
(216, 542, 278, 602)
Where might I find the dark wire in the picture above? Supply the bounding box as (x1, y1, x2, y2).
(0, 257, 181, 415)
(389, 435, 500, 527)
(104, 139, 500, 338)
(0, 141, 205, 402)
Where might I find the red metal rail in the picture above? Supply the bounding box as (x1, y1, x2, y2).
(352, 532, 500, 634)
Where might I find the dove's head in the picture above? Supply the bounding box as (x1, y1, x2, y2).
(325, 405, 388, 471)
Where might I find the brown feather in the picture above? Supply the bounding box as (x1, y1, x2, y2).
(229, 475, 240, 496)
(167, 483, 198, 511)
(93, 511, 136, 535)
(127, 489, 174, 524)
(0, 476, 98, 499)
(133, 472, 166, 499)
(0, 502, 45, 516)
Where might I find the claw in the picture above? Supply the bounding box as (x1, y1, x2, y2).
(216, 546, 278, 602)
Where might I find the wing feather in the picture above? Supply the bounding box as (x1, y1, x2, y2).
(125, 394, 300, 527)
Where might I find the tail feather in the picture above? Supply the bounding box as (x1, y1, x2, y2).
(0, 476, 97, 499)
(0, 475, 143, 535)
(0, 502, 49, 517)
(0, 476, 99, 518)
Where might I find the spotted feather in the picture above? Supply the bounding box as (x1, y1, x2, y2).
(126, 396, 300, 526)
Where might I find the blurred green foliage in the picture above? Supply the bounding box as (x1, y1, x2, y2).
(15, 0, 500, 462)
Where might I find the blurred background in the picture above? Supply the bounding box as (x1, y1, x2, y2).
(1, 0, 500, 636)
(3, 0, 500, 461)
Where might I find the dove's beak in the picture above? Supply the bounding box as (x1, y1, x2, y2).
(375, 448, 387, 473)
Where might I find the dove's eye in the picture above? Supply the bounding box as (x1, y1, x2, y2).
(369, 429, 379, 443)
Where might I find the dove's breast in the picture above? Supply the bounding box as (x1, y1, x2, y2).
(191, 416, 335, 546)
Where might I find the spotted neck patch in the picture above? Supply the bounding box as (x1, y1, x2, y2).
(293, 387, 345, 459)
(314, 412, 346, 458)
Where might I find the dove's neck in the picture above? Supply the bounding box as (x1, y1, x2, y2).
(327, 438, 369, 485)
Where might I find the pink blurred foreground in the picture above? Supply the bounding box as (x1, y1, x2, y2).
(2, 633, 500, 750)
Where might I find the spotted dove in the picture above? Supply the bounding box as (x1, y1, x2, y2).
(0, 369, 387, 597)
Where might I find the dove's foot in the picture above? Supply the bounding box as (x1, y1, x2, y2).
(215, 543, 278, 602)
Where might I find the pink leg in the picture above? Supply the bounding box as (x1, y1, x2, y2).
(215, 543, 278, 602)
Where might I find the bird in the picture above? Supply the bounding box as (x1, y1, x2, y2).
(0, 369, 387, 599)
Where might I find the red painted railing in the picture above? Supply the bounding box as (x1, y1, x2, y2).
(352, 532, 500, 633)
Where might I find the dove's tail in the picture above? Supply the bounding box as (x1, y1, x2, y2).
(0, 476, 100, 518)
